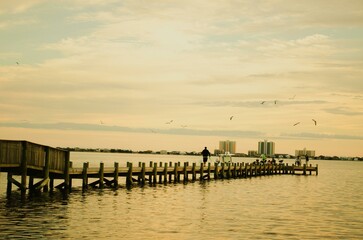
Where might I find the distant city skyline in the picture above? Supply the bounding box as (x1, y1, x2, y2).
(0, 1, 362, 157)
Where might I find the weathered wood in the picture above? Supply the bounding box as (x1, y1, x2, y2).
(64, 151, 70, 192)
(7, 172, 12, 195)
(99, 162, 104, 189)
(192, 163, 196, 181)
(140, 162, 145, 186)
(42, 147, 50, 192)
(82, 162, 89, 190)
(214, 163, 219, 180)
(152, 162, 157, 184)
(174, 163, 178, 183)
(159, 162, 163, 184)
(183, 162, 188, 183)
(21, 141, 28, 194)
(200, 163, 204, 181)
(126, 162, 133, 187)
(207, 162, 211, 180)
(149, 161, 153, 184)
(163, 163, 168, 184)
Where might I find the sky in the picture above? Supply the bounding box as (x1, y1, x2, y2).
(0, 0, 362, 157)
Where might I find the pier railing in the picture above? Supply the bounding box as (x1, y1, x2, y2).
(0, 140, 67, 171)
(1, 140, 318, 196)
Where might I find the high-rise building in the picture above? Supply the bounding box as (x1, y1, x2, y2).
(219, 140, 236, 154)
(258, 140, 275, 156)
(295, 148, 315, 157)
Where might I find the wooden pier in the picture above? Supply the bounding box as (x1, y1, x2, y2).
(0, 140, 318, 196)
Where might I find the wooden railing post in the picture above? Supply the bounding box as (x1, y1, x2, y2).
(64, 151, 70, 193)
(21, 141, 28, 195)
(43, 147, 50, 192)
(99, 162, 104, 189)
(82, 162, 89, 190)
(127, 162, 133, 187)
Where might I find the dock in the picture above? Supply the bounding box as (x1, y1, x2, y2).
(0, 140, 318, 196)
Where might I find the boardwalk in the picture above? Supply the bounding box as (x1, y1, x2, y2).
(0, 140, 318, 196)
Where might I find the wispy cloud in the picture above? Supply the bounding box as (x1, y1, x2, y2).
(324, 107, 363, 116)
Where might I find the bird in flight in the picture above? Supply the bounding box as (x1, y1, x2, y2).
(293, 122, 300, 126)
(16, 62, 19, 65)
(165, 120, 173, 124)
(230, 116, 234, 120)
(261, 101, 265, 104)
(274, 100, 277, 104)
(312, 119, 317, 126)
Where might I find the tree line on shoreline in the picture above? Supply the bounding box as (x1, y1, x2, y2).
(57, 147, 362, 161)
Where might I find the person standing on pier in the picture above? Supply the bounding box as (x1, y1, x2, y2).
(201, 147, 211, 164)
(305, 155, 309, 165)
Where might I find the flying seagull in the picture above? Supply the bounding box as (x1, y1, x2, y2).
(274, 100, 277, 104)
(293, 122, 300, 126)
(165, 120, 173, 124)
(312, 119, 317, 126)
(230, 116, 234, 120)
(261, 101, 265, 104)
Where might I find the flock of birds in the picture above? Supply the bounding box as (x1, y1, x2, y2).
(229, 95, 318, 127)
(98, 95, 318, 132)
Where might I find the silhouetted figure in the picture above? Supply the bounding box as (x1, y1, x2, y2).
(201, 147, 211, 164)
(305, 155, 309, 164)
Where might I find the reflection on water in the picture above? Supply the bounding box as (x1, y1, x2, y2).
(0, 153, 362, 239)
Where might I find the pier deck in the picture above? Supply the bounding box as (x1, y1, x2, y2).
(1, 140, 318, 196)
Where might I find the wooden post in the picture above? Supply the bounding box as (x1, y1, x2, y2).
(207, 162, 211, 180)
(226, 163, 230, 179)
(169, 162, 172, 183)
(64, 151, 70, 193)
(159, 162, 163, 184)
(244, 163, 248, 178)
(177, 162, 181, 182)
(192, 163, 196, 181)
(152, 162, 157, 184)
(127, 162, 133, 187)
(233, 163, 237, 178)
(316, 164, 319, 175)
(239, 163, 243, 177)
(174, 163, 178, 183)
(303, 164, 307, 175)
(200, 163, 204, 181)
(138, 162, 142, 182)
(163, 163, 168, 184)
(149, 161, 153, 184)
(21, 141, 28, 195)
(183, 162, 188, 183)
(214, 163, 219, 180)
(50, 177, 54, 192)
(82, 162, 89, 190)
(29, 176, 34, 192)
(292, 164, 295, 174)
(99, 162, 104, 189)
(220, 163, 225, 179)
(7, 172, 12, 195)
(69, 161, 73, 190)
(43, 147, 50, 192)
(114, 162, 119, 188)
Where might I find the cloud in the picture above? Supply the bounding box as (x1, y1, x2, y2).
(324, 107, 363, 116)
(281, 132, 363, 140)
(0, 121, 265, 138)
(0, 0, 44, 14)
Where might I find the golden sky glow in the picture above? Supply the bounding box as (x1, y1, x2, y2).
(1, 1, 362, 156)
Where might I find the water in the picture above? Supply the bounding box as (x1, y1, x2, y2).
(0, 153, 362, 239)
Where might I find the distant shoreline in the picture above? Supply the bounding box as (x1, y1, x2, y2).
(58, 147, 363, 161)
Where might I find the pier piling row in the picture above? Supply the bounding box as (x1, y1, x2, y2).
(0, 140, 318, 195)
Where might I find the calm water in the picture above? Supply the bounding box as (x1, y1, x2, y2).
(0, 153, 362, 239)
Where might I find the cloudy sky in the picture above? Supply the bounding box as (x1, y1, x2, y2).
(1, 0, 362, 156)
